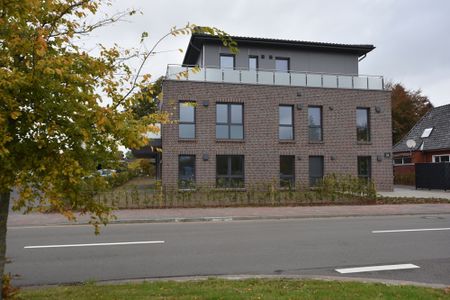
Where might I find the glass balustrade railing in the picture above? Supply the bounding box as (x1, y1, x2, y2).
(166, 65, 384, 90)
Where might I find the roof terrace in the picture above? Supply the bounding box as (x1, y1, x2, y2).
(166, 65, 384, 90)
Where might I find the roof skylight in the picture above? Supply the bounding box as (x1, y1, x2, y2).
(421, 127, 433, 138)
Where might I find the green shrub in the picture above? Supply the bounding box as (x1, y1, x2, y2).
(96, 174, 378, 209)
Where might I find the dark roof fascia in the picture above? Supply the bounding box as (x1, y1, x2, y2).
(182, 34, 375, 65)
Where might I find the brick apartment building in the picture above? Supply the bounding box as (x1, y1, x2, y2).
(160, 34, 393, 191)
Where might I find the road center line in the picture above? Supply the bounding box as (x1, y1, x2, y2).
(336, 264, 420, 274)
(24, 240, 165, 249)
(372, 227, 450, 234)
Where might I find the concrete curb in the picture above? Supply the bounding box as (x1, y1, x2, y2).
(8, 210, 450, 227)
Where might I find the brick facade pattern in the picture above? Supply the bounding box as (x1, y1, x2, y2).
(161, 80, 393, 191)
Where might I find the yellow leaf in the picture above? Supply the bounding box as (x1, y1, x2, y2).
(10, 111, 21, 120)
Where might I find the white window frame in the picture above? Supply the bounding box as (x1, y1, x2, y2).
(432, 154, 450, 163)
(421, 127, 433, 138)
(393, 156, 413, 166)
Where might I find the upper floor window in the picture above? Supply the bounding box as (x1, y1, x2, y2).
(357, 156, 372, 182)
(249, 56, 258, 71)
(356, 108, 370, 142)
(220, 54, 235, 69)
(275, 58, 289, 73)
(179, 155, 195, 189)
(179, 101, 195, 139)
(216, 155, 244, 188)
(280, 155, 295, 188)
(216, 103, 243, 139)
(308, 106, 323, 142)
(279, 105, 293, 140)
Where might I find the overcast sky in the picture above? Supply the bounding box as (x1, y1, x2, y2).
(87, 0, 450, 107)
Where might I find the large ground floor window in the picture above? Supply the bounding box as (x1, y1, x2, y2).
(357, 156, 372, 182)
(178, 155, 195, 189)
(216, 155, 244, 188)
(280, 155, 295, 188)
(309, 156, 324, 186)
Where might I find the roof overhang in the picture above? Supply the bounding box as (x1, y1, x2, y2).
(183, 34, 375, 65)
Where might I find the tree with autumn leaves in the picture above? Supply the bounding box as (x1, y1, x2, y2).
(389, 83, 433, 145)
(0, 0, 237, 294)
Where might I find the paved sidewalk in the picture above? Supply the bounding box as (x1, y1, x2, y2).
(379, 185, 450, 199)
(7, 204, 450, 227)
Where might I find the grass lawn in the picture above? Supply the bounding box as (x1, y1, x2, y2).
(17, 278, 450, 300)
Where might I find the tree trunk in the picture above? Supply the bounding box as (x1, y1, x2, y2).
(0, 191, 10, 299)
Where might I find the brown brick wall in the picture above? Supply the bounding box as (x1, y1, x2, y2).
(161, 80, 393, 191)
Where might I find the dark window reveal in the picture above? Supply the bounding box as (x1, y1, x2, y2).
(356, 108, 370, 142)
(216, 155, 244, 188)
(308, 106, 323, 142)
(279, 105, 294, 140)
(249, 56, 258, 70)
(179, 101, 195, 139)
(220, 54, 235, 69)
(280, 155, 295, 188)
(275, 58, 289, 72)
(216, 103, 243, 139)
(178, 155, 195, 189)
(357, 156, 372, 182)
(309, 156, 324, 186)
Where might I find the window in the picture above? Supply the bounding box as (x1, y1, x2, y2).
(308, 106, 323, 142)
(433, 155, 450, 163)
(275, 58, 289, 72)
(179, 101, 195, 139)
(421, 127, 433, 138)
(280, 155, 295, 188)
(249, 56, 258, 70)
(178, 155, 195, 189)
(393, 156, 412, 165)
(356, 108, 370, 142)
(216, 155, 244, 188)
(220, 54, 234, 69)
(216, 103, 243, 139)
(357, 156, 372, 182)
(309, 156, 324, 186)
(279, 105, 294, 140)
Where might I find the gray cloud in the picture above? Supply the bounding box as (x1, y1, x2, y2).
(88, 0, 450, 106)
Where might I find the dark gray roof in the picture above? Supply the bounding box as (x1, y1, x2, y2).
(183, 33, 375, 65)
(393, 104, 450, 153)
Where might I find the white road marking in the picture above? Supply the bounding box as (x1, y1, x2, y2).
(336, 264, 420, 274)
(372, 227, 450, 234)
(24, 240, 165, 249)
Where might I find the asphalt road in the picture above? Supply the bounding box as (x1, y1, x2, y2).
(6, 214, 450, 286)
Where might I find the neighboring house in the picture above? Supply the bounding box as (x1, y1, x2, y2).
(160, 33, 393, 191)
(393, 104, 450, 179)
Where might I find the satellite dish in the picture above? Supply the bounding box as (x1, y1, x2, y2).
(406, 139, 416, 149)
